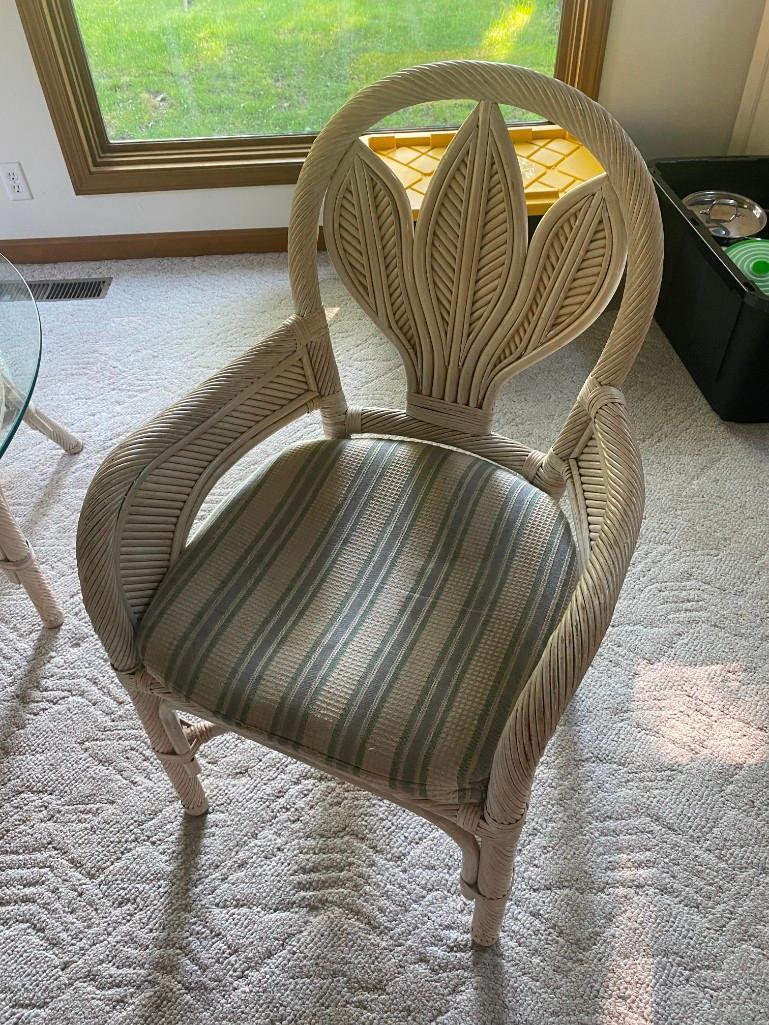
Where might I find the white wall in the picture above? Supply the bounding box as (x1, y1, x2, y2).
(729, 0, 769, 153)
(600, 0, 765, 157)
(0, 1, 294, 239)
(0, 0, 764, 241)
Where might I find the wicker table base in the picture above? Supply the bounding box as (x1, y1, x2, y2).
(0, 400, 82, 628)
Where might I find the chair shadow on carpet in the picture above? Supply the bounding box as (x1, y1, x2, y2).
(286, 772, 384, 996)
(129, 756, 610, 1025)
(0, 626, 58, 758)
(138, 812, 207, 1022)
(122, 670, 767, 1025)
(495, 704, 611, 1025)
(471, 945, 511, 1025)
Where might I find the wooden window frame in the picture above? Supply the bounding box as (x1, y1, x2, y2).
(16, 0, 613, 196)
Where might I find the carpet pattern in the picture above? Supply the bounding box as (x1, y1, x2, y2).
(1, 254, 767, 1024)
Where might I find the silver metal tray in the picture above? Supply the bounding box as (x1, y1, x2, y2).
(683, 190, 767, 240)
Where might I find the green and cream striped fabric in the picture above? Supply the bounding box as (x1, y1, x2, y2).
(138, 438, 578, 804)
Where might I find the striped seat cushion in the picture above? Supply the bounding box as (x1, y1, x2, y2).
(138, 438, 578, 805)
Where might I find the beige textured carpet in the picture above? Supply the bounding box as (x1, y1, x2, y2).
(1, 254, 768, 1025)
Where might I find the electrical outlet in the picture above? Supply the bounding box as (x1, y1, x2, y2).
(0, 163, 33, 201)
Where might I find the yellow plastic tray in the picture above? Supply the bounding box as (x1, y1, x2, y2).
(363, 124, 604, 218)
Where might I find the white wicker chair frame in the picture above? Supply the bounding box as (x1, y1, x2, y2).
(76, 62, 663, 946)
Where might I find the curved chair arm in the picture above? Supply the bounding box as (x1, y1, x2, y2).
(76, 311, 342, 674)
(484, 384, 644, 831)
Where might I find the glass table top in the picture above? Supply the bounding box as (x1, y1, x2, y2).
(0, 253, 41, 459)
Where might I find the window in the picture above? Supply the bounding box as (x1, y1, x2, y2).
(17, 0, 612, 193)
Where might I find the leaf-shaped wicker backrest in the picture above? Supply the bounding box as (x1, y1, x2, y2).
(289, 62, 662, 432)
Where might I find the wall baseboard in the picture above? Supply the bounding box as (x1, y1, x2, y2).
(0, 226, 307, 263)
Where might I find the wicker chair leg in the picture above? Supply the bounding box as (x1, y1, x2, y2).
(129, 689, 209, 816)
(470, 821, 525, 946)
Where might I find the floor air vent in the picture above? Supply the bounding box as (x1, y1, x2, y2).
(28, 277, 112, 302)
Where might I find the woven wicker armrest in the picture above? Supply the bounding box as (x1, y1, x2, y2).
(76, 311, 338, 674)
(567, 377, 644, 564)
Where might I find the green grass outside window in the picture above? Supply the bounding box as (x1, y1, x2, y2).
(72, 0, 562, 141)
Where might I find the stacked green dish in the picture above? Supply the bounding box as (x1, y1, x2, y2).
(725, 239, 769, 296)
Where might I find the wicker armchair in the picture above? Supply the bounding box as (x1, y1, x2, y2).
(76, 62, 662, 946)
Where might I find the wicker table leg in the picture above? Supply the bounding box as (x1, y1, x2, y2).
(23, 402, 83, 454)
(0, 482, 63, 628)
